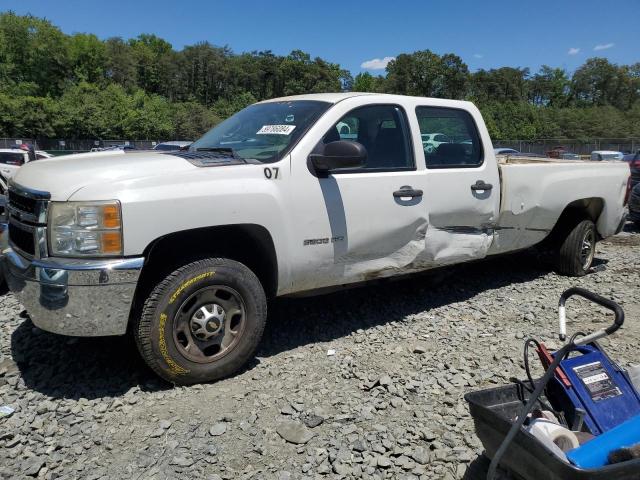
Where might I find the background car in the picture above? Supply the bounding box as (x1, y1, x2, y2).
(34, 150, 53, 159)
(421, 133, 450, 153)
(560, 152, 581, 160)
(0, 145, 35, 179)
(494, 148, 520, 155)
(153, 141, 192, 151)
(629, 183, 640, 228)
(624, 150, 640, 189)
(591, 150, 624, 161)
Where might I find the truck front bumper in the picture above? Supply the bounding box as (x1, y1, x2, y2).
(0, 223, 144, 336)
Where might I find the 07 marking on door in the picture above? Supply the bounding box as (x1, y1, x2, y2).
(264, 167, 280, 179)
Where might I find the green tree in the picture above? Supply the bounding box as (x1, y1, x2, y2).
(570, 58, 638, 109)
(385, 50, 469, 99)
(128, 34, 174, 95)
(353, 72, 386, 92)
(105, 37, 138, 88)
(470, 67, 530, 103)
(212, 92, 257, 118)
(529, 66, 570, 107)
(0, 12, 69, 95)
(172, 102, 221, 139)
(57, 82, 130, 138)
(67, 33, 107, 84)
(123, 89, 173, 139)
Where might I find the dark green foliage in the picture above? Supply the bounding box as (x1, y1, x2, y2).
(0, 12, 638, 142)
(0, 12, 347, 140)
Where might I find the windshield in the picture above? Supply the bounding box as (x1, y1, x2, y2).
(190, 100, 331, 163)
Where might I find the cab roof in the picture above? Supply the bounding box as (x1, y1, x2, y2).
(258, 92, 375, 104)
(258, 92, 474, 109)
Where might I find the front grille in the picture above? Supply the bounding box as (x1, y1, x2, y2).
(8, 190, 38, 216)
(8, 223, 35, 256)
(6, 185, 50, 258)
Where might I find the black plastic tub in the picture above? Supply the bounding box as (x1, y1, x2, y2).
(464, 382, 640, 480)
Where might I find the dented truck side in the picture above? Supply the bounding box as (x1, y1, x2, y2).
(0, 93, 630, 384)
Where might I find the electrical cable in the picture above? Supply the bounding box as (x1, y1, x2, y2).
(487, 341, 576, 480)
(523, 338, 541, 390)
(569, 331, 586, 344)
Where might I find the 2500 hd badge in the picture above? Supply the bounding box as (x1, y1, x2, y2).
(303, 236, 345, 246)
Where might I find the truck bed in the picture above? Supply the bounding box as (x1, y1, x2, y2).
(497, 154, 588, 165)
(489, 156, 629, 255)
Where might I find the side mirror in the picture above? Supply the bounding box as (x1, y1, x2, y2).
(309, 140, 366, 176)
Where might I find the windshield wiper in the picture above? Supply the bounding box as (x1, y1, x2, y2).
(196, 147, 236, 155)
(195, 147, 246, 161)
(191, 147, 269, 163)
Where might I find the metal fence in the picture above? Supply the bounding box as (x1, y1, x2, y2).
(493, 138, 640, 156)
(0, 138, 164, 154)
(3, 137, 640, 157)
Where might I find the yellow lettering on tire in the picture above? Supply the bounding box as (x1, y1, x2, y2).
(169, 271, 214, 304)
(158, 313, 190, 375)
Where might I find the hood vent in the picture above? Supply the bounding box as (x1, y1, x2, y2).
(165, 151, 246, 168)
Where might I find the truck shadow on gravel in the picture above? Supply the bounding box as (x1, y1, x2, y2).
(10, 249, 565, 399)
(10, 320, 168, 399)
(259, 250, 558, 357)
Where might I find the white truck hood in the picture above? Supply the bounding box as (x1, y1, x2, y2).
(11, 151, 197, 201)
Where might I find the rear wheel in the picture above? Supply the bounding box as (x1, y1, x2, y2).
(134, 258, 266, 385)
(555, 219, 596, 276)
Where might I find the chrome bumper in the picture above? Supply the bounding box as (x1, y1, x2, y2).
(0, 224, 143, 336)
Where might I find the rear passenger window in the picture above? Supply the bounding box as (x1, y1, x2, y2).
(415, 107, 483, 168)
(321, 105, 414, 171)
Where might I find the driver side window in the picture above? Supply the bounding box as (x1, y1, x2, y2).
(321, 105, 414, 171)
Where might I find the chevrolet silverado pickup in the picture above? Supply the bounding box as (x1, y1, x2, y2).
(0, 93, 630, 384)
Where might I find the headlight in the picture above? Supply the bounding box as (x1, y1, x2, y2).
(48, 201, 123, 257)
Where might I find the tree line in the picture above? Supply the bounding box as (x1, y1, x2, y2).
(1, 12, 639, 142)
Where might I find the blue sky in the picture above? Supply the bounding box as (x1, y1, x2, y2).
(3, 0, 639, 74)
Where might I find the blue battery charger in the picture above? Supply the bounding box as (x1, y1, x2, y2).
(547, 343, 640, 435)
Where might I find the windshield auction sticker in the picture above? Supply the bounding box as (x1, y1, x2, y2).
(257, 125, 296, 135)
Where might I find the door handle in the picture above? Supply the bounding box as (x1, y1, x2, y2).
(393, 186, 423, 198)
(471, 180, 493, 191)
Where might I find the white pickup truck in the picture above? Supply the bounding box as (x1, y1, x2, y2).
(1, 93, 630, 384)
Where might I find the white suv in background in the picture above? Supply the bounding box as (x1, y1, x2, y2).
(0, 148, 52, 181)
(421, 132, 450, 153)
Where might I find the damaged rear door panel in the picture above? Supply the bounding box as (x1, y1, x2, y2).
(417, 104, 500, 266)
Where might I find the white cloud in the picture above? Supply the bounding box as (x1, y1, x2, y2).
(594, 43, 614, 51)
(567, 47, 580, 55)
(360, 56, 395, 70)
(473, 54, 484, 59)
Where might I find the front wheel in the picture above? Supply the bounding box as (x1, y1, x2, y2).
(134, 258, 267, 385)
(555, 219, 596, 277)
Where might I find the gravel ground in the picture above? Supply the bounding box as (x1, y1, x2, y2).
(1, 223, 639, 480)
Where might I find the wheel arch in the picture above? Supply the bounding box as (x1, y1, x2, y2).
(546, 197, 605, 245)
(128, 224, 278, 330)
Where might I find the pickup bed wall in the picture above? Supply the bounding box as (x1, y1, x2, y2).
(490, 159, 629, 255)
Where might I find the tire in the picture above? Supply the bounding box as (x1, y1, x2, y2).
(555, 219, 596, 276)
(134, 258, 266, 385)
